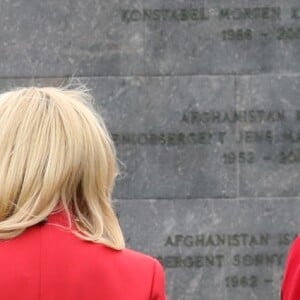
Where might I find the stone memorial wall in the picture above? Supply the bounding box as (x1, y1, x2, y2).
(1, 0, 300, 299)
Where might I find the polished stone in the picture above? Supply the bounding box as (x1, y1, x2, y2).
(0, 0, 144, 77)
(117, 198, 298, 300)
(1, 1, 300, 76)
(238, 75, 300, 197)
(143, 0, 300, 75)
(86, 76, 237, 199)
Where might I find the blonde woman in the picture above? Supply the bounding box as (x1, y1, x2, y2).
(0, 86, 166, 299)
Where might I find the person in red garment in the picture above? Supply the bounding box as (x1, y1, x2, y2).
(281, 236, 300, 300)
(0, 86, 166, 300)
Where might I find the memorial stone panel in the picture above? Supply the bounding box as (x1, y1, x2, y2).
(118, 198, 298, 300)
(87, 76, 237, 199)
(0, 0, 144, 77)
(238, 75, 300, 197)
(1, 1, 300, 76)
(140, 0, 300, 75)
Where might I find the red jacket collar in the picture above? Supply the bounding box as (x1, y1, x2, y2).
(46, 206, 76, 229)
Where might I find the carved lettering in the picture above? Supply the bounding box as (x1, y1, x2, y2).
(238, 131, 273, 144)
(279, 150, 300, 164)
(157, 254, 225, 268)
(121, 8, 209, 23)
(219, 7, 281, 20)
(277, 27, 300, 40)
(164, 233, 270, 247)
(225, 275, 258, 288)
(278, 233, 298, 246)
(181, 110, 285, 124)
(112, 131, 226, 146)
(121, 7, 282, 22)
(282, 130, 300, 143)
(291, 8, 300, 19)
(222, 29, 252, 41)
(232, 253, 284, 267)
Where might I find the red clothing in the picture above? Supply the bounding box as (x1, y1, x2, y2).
(281, 236, 300, 300)
(0, 209, 166, 300)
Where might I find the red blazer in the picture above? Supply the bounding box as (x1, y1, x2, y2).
(281, 235, 300, 300)
(0, 209, 166, 300)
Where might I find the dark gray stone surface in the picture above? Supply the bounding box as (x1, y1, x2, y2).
(238, 75, 300, 197)
(1, 1, 300, 76)
(143, 0, 300, 75)
(88, 76, 238, 199)
(0, 0, 144, 77)
(117, 198, 297, 300)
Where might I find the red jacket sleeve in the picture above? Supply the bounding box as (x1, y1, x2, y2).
(281, 236, 300, 300)
(150, 259, 167, 300)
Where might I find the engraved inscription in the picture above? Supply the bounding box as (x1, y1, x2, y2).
(181, 110, 285, 124)
(218, 7, 280, 20)
(112, 131, 226, 146)
(112, 108, 300, 165)
(121, 6, 300, 43)
(121, 8, 210, 23)
(156, 232, 297, 290)
(164, 233, 270, 247)
(121, 7, 282, 23)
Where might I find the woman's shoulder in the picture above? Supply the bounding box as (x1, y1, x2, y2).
(96, 245, 164, 278)
(112, 247, 166, 298)
(100, 245, 162, 269)
(120, 247, 158, 261)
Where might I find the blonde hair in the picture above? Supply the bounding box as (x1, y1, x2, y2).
(0, 86, 125, 249)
